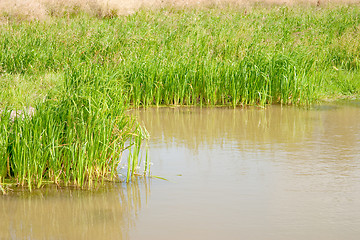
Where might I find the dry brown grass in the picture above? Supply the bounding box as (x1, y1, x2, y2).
(0, 0, 359, 21)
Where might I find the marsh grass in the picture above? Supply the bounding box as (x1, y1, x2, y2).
(0, 73, 63, 109)
(0, 63, 149, 192)
(1, 4, 360, 191)
(1, 5, 360, 106)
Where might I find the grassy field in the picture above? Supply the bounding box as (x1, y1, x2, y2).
(1, 2, 360, 192)
(2, 4, 360, 107)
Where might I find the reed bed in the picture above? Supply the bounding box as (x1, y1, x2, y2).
(2, 5, 360, 106)
(0, 63, 149, 192)
(1, 4, 360, 191)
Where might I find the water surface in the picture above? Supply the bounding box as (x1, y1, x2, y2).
(1, 104, 360, 239)
(131, 105, 360, 240)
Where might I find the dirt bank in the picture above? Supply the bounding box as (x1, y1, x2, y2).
(1, 0, 359, 20)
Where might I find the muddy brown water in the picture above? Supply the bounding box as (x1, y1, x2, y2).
(1, 104, 360, 239)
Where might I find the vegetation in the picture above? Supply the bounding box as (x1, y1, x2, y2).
(2, 5, 360, 107)
(1, 3, 360, 192)
(0, 63, 149, 193)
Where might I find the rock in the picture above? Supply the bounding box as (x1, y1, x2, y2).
(0, 106, 35, 120)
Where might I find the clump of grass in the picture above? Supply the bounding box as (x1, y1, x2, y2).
(0, 63, 149, 192)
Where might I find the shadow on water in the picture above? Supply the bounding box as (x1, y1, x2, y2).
(0, 178, 150, 240)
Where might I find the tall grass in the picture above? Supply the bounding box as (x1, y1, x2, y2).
(1, 5, 360, 106)
(1, 4, 360, 191)
(0, 63, 149, 192)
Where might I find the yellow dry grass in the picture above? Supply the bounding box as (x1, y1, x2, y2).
(0, 0, 359, 21)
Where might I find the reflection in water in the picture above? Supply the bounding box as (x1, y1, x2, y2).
(134, 106, 316, 147)
(134, 105, 360, 165)
(1, 105, 360, 240)
(0, 178, 150, 240)
(131, 105, 360, 240)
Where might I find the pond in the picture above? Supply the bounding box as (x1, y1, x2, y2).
(1, 104, 360, 239)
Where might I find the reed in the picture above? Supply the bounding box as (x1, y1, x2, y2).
(1, 4, 360, 191)
(1, 5, 359, 106)
(0, 63, 149, 192)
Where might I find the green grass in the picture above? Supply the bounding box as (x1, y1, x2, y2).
(2, 5, 360, 106)
(0, 62, 149, 192)
(0, 72, 63, 108)
(1, 4, 360, 191)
